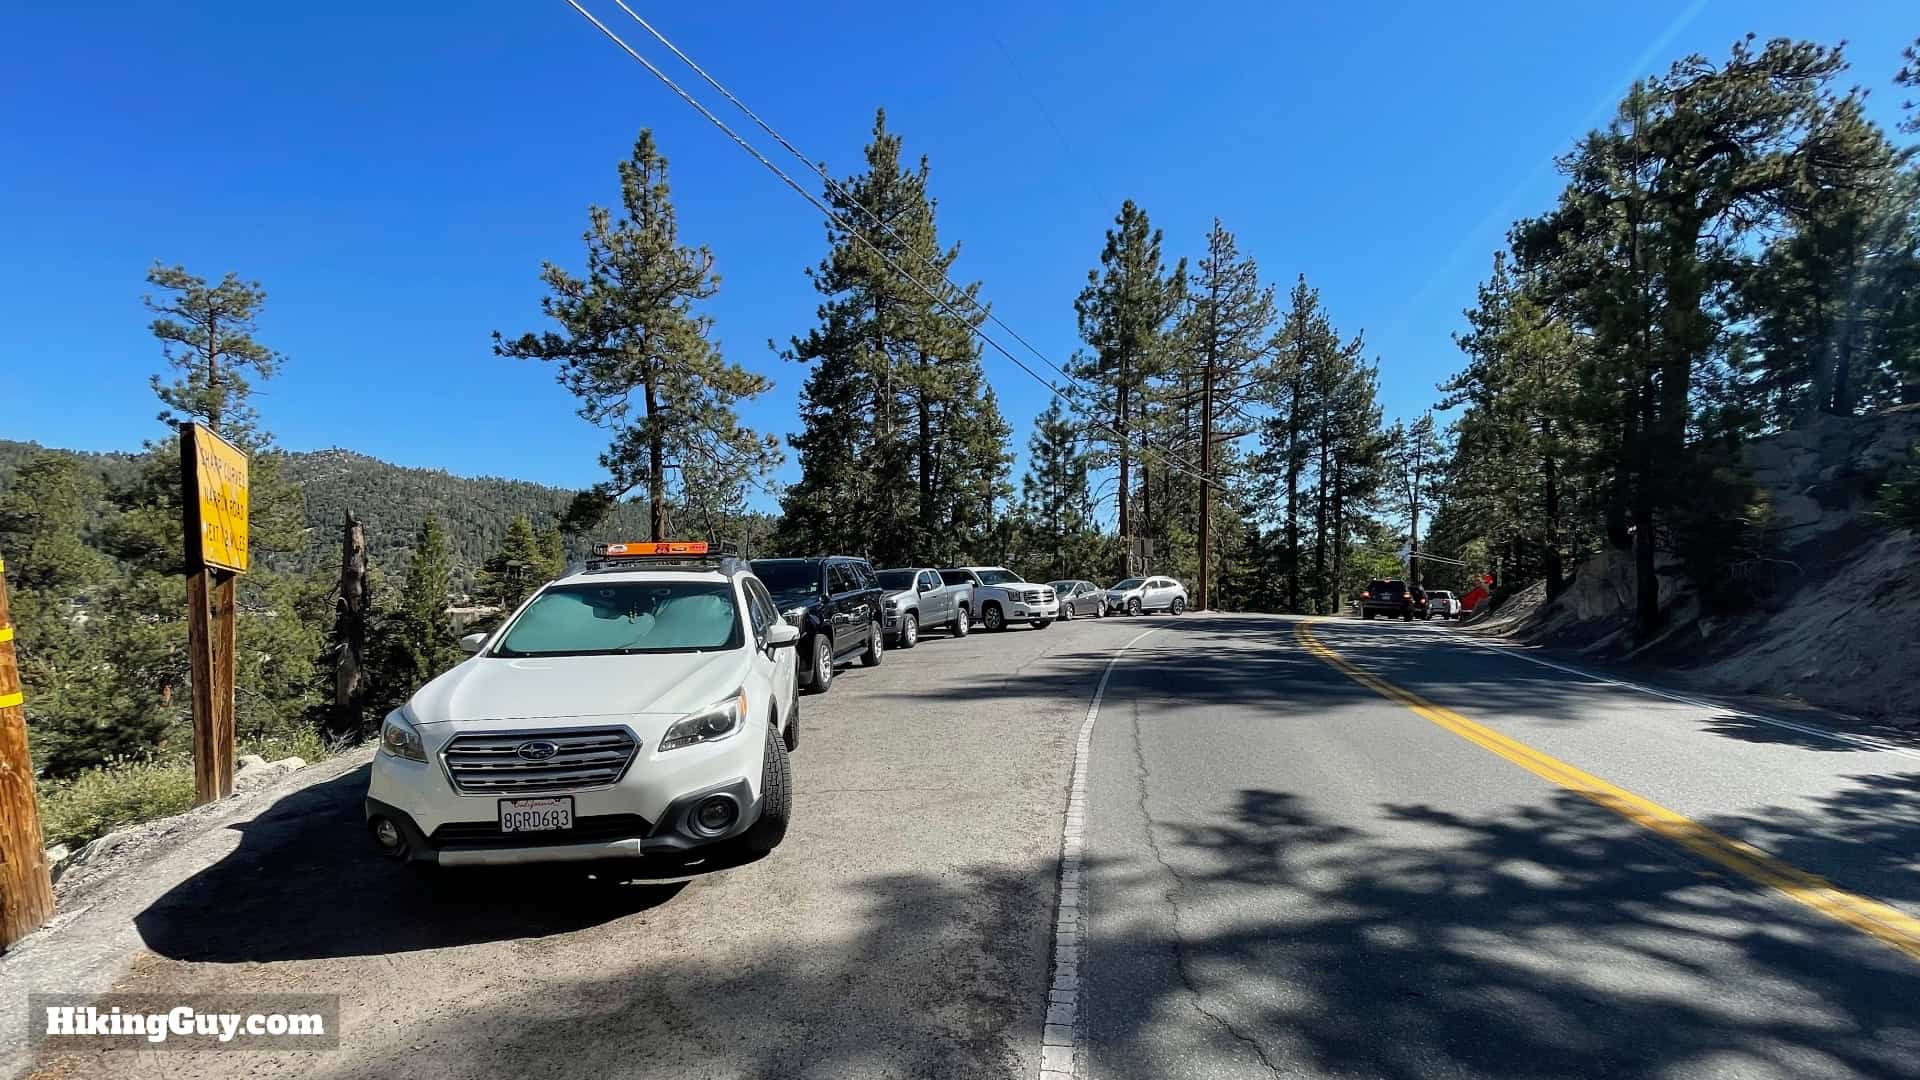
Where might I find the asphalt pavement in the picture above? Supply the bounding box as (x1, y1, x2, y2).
(1085, 615, 1920, 1080)
(17, 611, 1920, 1080)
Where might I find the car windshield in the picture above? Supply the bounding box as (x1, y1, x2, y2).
(876, 570, 918, 590)
(493, 581, 740, 656)
(1113, 578, 1144, 590)
(976, 569, 1024, 585)
(1047, 581, 1075, 592)
(750, 560, 820, 598)
(1430, 591, 1453, 600)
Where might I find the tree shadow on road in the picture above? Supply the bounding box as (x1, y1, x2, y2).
(134, 765, 693, 962)
(1090, 784, 1920, 1080)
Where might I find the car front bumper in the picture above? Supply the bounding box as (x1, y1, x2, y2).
(1009, 600, 1059, 622)
(366, 726, 768, 867)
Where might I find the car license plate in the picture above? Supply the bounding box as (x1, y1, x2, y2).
(499, 797, 573, 833)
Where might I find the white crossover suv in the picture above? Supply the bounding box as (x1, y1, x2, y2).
(366, 542, 800, 870)
(1105, 576, 1189, 616)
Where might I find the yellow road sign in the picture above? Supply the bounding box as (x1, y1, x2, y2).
(187, 423, 249, 573)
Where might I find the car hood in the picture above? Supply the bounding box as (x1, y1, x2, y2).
(407, 650, 749, 724)
(882, 588, 918, 605)
(1107, 585, 1142, 596)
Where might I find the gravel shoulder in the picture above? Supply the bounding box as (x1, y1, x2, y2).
(10, 613, 1165, 1080)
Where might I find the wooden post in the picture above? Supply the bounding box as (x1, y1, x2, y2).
(0, 554, 57, 951)
(180, 423, 247, 805)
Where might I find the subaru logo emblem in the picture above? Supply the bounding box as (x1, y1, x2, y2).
(516, 740, 559, 761)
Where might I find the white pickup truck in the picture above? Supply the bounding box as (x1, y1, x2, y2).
(940, 567, 1057, 632)
(875, 567, 972, 648)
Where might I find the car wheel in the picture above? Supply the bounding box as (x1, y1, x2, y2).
(901, 612, 919, 649)
(1060, 602, 1073, 621)
(1126, 597, 1142, 616)
(1363, 610, 1374, 620)
(1170, 597, 1186, 615)
(982, 602, 1006, 631)
(952, 606, 971, 637)
(743, 722, 791, 854)
(806, 634, 833, 694)
(861, 620, 884, 666)
(1093, 601, 1105, 618)
(1402, 612, 1412, 622)
(783, 689, 800, 752)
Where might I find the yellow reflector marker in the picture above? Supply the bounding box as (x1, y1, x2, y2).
(0, 691, 22, 709)
(1296, 619, 1920, 965)
(0, 625, 12, 643)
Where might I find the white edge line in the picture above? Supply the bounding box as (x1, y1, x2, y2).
(1432, 626, 1920, 761)
(1038, 624, 1164, 1080)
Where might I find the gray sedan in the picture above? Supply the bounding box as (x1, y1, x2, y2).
(1048, 580, 1107, 619)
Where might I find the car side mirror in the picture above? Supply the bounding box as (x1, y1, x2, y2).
(918, 580, 935, 593)
(458, 631, 488, 655)
(767, 623, 800, 649)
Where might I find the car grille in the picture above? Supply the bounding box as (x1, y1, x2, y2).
(429, 813, 653, 848)
(441, 728, 639, 795)
(1022, 589, 1049, 603)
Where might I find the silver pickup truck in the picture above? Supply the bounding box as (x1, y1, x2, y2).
(875, 567, 973, 648)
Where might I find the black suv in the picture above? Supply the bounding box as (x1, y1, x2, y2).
(750, 557, 884, 694)
(1361, 579, 1414, 621)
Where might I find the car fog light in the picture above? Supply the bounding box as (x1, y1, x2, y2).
(370, 817, 401, 850)
(695, 796, 738, 834)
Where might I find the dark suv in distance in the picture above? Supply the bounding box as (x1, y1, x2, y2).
(1361, 579, 1414, 621)
(750, 556, 885, 694)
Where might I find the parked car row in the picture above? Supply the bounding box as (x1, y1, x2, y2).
(1358, 579, 1466, 621)
(364, 540, 1193, 876)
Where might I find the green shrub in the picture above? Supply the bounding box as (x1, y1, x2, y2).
(37, 756, 197, 850)
(1876, 444, 1920, 531)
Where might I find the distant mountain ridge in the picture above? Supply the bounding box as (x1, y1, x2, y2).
(0, 438, 658, 589)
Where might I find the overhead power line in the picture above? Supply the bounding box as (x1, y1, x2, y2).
(559, 0, 1236, 498)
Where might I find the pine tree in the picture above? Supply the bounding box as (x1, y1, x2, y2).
(497, 130, 779, 541)
(1074, 201, 1186, 576)
(778, 110, 1009, 565)
(477, 515, 545, 611)
(1388, 414, 1445, 586)
(1177, 220, 1276, 608)
(370, 516, 460, 711)
(1017, 400, 1093, 580)
(1260, 276, 1340, 611)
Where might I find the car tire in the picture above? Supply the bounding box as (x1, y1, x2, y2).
(1060, 603, 1073, 621)
(743, 723, 791, 854)
(1363, 610, 1374, 620)
(1170, 597, 1186, 615)
(805, 634, 833, 694)
(1126, 597, 1142, 616)
(983, 602, 1005, 632)
(1093, 602, 1105, 618)
(861, 620, 884, 666)
(782, 689, 800, 752)
(900, 612, 919, 649)
(1402, 612, 1412, 622)
(1034, 619, 1053, 630)
(952, 606, 971, 637)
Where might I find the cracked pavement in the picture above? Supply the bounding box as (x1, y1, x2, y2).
(1086, 615, 1920, 1080)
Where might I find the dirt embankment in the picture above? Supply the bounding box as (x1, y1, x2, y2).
(1479, 405, 1920, 724)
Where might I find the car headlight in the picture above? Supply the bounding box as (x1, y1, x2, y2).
(783, 606, 808, 625)
(379, 708, 427, 763)
(661, 689, 747, 752)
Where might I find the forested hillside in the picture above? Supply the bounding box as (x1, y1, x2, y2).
(0, 440, 683, 591)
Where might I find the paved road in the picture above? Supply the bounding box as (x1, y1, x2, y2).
(20, 611, 1920, 1079)
(1086, 615, 1920, 1080)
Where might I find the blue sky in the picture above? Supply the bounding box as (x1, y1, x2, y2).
(3, 2, 1913, 516)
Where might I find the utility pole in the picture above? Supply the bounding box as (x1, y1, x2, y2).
(1197, 267, 1220, 611)
(0, 554, 56, 951)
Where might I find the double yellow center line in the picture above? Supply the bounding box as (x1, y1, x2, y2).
(1296, 619, 1920, 964)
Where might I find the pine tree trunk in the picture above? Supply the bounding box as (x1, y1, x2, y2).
(1542, 417, 1564, 598)
(1198, 329, 1216, 612)
(644, 374, 665, 542)
(330, 511, 370, 739)
(1117, 377, 1131, 578)
(1284, 370, 1305, 613)
(1314, 435, 1330, 613)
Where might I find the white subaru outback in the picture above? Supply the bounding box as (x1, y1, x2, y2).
(366, 542, 800, 870)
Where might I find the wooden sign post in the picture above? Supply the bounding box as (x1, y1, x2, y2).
(0, 553, 57, 951)
(179, 422, 249, 805)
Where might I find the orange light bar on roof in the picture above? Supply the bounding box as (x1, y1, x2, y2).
(595, 541, 710, 557)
